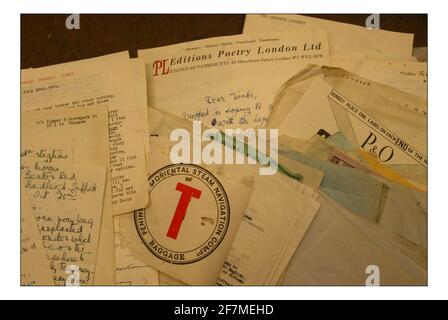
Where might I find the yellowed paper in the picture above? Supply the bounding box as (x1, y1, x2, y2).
(20, 140, 74, 285)
(218, 174, 319, 285)
(267, 193, 320, 285)
(332, 58, 427, 101)
(130, 58, 151, 172)
(129, 140, 252, 285)
(21, 106, 116, 285)
(243, 14, 414, 59)
(158, 273, 186, 286)
(114, 108, 254, 285)
(282, 192, 426, 285)
(21, 59, 148, 215)
(25, 51, 151, 174)
(21, 159, 106, 285)
(38, 51, 130, 67)
(278, 76, 427, 169)
(20, 184, 54, 286)
(138, 30, 330, 129)
(114, 216, 159, 285)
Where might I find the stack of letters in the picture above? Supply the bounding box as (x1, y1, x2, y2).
(21, 14, 427, 286)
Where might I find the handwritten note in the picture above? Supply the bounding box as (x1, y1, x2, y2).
(21, 153, 106, 285)
(21, 59, 148, 215)
(21, 184, 54, 286)
(21, 106, 116, 285)
(22, 163, 106, 285)
(178, 89, 274, 129)
(138, 30, 330, 130)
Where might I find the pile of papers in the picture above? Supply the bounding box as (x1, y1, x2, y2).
(20, 14, 427, 286)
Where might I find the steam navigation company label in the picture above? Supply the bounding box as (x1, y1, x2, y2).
(135, 164, 230, 264)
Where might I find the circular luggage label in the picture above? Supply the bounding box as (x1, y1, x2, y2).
(135, 164, 230, 264)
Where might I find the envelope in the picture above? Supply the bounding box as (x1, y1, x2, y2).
(282, 192, 427, 285)
(274, 67, 427, 189)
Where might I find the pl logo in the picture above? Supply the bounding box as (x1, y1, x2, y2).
(153, 59, 170, 76)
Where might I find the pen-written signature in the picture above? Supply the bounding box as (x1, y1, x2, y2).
(181, 89, 272, 128)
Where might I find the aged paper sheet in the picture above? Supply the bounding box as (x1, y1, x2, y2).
(21, 59, 148, 215)
(22, 160, 106, 285)
(115, 108, 253, 285)
(285, 132, 427, 247)
(20, 140, 75, 285)
(278, 75, 427, 169)
(282, 192, 426, 285)
(130, 58, 151, 172)
(243, 14, 414, 59)
(21, 106, 116, 285)
(138, 30, 330, 129)
(114, 216, 159, 285)
(21, 184, 54, 286)
(218, 174, 319, 285)
(25, 52, 151, 173)
(332, 58, 427, 100)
